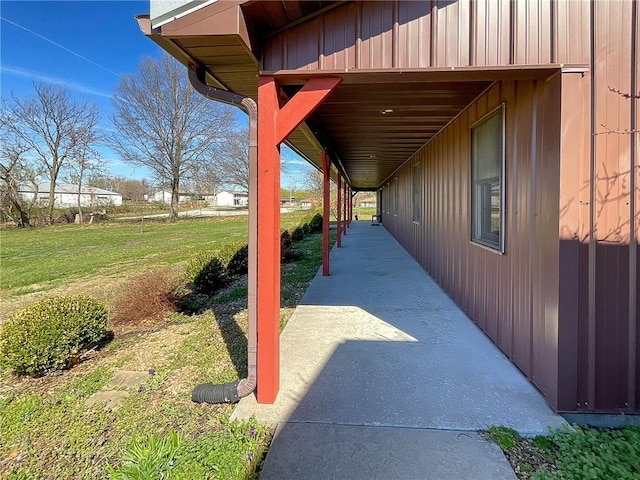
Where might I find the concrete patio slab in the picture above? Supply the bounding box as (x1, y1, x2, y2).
(233, 221, 567, 478)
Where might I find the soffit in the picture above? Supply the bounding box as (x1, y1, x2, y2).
(141, 2, 561, 190)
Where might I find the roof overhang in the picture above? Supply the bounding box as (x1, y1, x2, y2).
(138, 2, 584, 190)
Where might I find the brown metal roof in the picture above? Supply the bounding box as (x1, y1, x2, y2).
(139, 1, 570, 190)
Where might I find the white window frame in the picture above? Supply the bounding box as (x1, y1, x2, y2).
(470, 104, 505, 253)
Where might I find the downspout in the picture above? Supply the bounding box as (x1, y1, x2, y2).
(188, 65, 257, 403)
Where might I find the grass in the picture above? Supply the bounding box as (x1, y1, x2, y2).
(0, 213, 328, 479)
(487, 425, 640, 479)
(0, 212, 309, 295)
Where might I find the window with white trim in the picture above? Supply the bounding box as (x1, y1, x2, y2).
(471, 105, 504, 251)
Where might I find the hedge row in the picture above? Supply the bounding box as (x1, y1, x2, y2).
(187, 213, 324, 294)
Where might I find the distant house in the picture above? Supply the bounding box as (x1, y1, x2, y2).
(359, 196, 377, 208)
(202, 193, 217, 204)
(300, 198, 321, 209)
(151, 190, 192, 203)
(215, 190, 248, 207)
(18, 183, 122, 207)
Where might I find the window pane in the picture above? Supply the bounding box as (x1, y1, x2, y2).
(471, 107, 503, 251)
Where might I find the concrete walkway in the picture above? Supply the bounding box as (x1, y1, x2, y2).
(233, 221, 567, 479)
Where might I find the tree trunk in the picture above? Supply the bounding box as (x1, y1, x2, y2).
(47, 176, 56, 225)
(12, 199, 30, 227)
(77, 163, 84, 224)
(170, 178, 179, 221)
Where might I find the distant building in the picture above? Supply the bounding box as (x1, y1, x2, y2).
(18, 183, 122, 207)
(215, 190, 248, 207)
(359, 196, 377, 208)
(151, 190, 192, 203)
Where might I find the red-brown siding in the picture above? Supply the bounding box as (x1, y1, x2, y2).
(262, 0, 590, 72)
(380, 79, 564, 408)
(379, 1, 639, 413)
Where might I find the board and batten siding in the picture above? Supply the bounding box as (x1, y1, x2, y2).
(380, 0, 639, 413)
(380, 78, 565, 410)
(262, 0, 590, 72)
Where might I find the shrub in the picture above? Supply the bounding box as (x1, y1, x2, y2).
(308, 213, 323, 233)
(291, 226, 304, 242)
(111, 267, 180, 332)
(282, 248, 302, 263)
(184, 251, 217, 284)
(219, 242, 249, 277)
(301, 222, 311, 234)
(193, 257, 229, 295)
(280, 230, 293, 263)
(280, 230, 292, 250)
(0, 296, 108, 376)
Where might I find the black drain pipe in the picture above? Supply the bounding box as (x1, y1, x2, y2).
(188, 65, 257, 403)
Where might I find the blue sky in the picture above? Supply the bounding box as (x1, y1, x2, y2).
(0, 0, 311, 188)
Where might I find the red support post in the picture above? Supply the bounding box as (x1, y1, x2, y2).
(348, 187, 352, 226)
(342, 181, 347, 235)
(256, 76, 281, 404)
(255, 75, 341, 404)
(337, 175, 342, 248)
(350, 188, 353, 224)
(322, 152, 330, 276)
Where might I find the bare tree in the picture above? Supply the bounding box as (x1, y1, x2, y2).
(214, 128, 250, 192)
(1, 84, 100, 224)
(109, 54, 236, 221)
(305, 167, 326, 200)
(67, 144, 102, 223)
(0, 124, 41, 227)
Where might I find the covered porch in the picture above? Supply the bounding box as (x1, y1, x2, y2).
(138, 0, 640, 417)
(233, 220, 565, 478)
(137, 0, 566, 407)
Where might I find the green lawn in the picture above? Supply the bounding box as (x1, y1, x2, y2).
(0, 213, 327, 479)
(0, 213, 309, 296)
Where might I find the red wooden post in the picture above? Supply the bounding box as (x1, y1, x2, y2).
(255, 76, 341, 403)
(322, 152, 330, 276)
(337, 175, 342, 247)
(256, 76, 281, 404)
(348, 187, 352, 226)
(342, 181, 347, 235)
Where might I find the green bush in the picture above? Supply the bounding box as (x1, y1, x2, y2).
(192, 256, 229, 295)
(0, 296, 108, 376)
(226, 243, 249, 277)
(308, 213, 323, 233)
(291, 226, 304, 242)
(301, 222, 311, 234)
(280, 230, 292, 251)
(184, 251, 217, 284)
